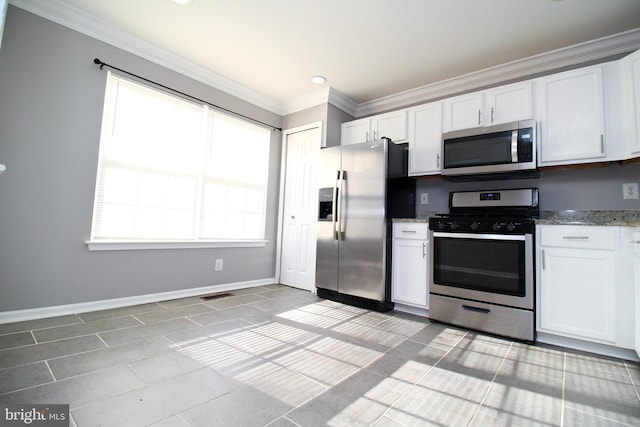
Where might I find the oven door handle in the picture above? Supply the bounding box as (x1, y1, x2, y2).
(432, 232, 527, 241)
(462, 304, 491, 314)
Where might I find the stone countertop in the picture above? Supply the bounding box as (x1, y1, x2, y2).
(393, 212, 446, 223)
(537, 210, 640, 227)
(392, 218, 429, 223)
(394, 210, 640, 226)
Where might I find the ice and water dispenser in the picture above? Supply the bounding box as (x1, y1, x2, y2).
(318, 187, 334, 221)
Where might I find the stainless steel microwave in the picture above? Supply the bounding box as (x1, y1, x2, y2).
(441, 119, 536, 177)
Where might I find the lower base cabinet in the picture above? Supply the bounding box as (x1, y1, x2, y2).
(536, 225, 634, 350)
(392, 222, 428, 309)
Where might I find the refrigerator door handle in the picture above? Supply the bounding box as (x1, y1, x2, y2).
(336, 170, 345, 241)
(333, 170, 340, 240)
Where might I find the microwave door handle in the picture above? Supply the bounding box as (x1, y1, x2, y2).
(511, 130, 518, 162)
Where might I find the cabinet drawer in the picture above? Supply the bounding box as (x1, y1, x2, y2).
(539, 226, 617, 250)
(393, 222, 428, 240)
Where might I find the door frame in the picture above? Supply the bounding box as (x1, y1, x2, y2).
(275, 121, 323, 290)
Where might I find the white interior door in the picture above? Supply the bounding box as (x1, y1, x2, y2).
(279, 126, 320, 291)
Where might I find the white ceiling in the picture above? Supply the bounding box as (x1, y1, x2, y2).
(13, 0, 640, 113)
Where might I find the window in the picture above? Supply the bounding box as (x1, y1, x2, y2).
(89, 73, 270, 249)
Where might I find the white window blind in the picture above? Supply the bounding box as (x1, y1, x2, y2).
(90, 73, 270, 246)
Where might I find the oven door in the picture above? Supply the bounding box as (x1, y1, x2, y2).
(430, 232, 534, 310)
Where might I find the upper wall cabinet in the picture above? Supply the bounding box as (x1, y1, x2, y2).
(341, 110, 408, 145)
(442, 81, 533, 132)
(408, 101, 443, 176)
(536, 65, 608, 166)
(621, 49, 640, 158)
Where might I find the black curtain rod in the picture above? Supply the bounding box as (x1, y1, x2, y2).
(93, 58, 282, 132)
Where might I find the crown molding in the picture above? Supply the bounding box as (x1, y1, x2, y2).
(280, 87, 358, 117)
(280, 87, 331, 116)
(10, 0, 285, 115)
(326, 87, 357, 117)
(9, 1, 640, 119)
(355, 28, 640, 118)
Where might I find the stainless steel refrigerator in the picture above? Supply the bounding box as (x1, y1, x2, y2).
(316, 138, 415, 312)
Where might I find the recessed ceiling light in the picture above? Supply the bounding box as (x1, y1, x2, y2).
(311, 76, 327, 85)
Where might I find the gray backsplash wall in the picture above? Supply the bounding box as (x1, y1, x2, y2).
(415, 162, 640, 216)
(0, 7, 283, 312)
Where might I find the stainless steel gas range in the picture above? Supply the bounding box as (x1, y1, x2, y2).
(428, 188, 538, 342)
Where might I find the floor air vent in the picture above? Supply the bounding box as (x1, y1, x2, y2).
(200, 292, 233, 301)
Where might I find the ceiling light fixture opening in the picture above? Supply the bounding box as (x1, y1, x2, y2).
(311, 76, 327, 85)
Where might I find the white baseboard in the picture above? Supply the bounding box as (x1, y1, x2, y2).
(393, 303, 429, 318)
(0, 278, 276, 324)
(536, 332, 639, 362)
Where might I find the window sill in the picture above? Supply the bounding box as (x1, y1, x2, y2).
(86, 240, 268, 251)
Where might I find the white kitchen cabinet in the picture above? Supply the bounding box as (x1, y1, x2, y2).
(341, 110, 408, 145)
(408, 101, 442, 176)
(621, 49, 640, 157)
(536, 65, 607, 165)
(632, 228, 640, 357)
(392, 222, 428, 309)
(442, 91, 483, 131)
(536, 225, 634, 350)
(341, 118, 371, 145)
(442, 81, 533, 132)
(486, 82, 534, 125)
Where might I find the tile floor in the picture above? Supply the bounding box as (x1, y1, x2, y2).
(0, 284, 639, 426)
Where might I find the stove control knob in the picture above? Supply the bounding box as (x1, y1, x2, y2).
(450, 222, 459, 230)
(470, 221, 479, 231)
(438, 221, 447, 230)
(492, 222, 501, 231)
(506, 223, 516, 232)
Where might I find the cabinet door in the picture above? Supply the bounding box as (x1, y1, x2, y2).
(536, 66, 606, 165)
(538, 246, 616, 343)
(621, 49, 640, 157)
(374, 110, 408, 143)
(486, 82, 533, 125)
(408, 102, 442, 176)
(443, 91, 483, 132)
(341, 118, 371, 145)
(392, 238, 428, 308)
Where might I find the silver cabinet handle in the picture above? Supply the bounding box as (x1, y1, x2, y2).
(436, 153, 440, 168)
(401, 230, 417, 233)
(477, 109, 481, 125)
(541, 249, 546, 270)
(422, 242, 427, 258)
(562, 236, 589, 240)
(600, 134, 605, 153)
(365, 131, 369, 141)
(491, 107, 495, 123)
(373, 130, 377, 140)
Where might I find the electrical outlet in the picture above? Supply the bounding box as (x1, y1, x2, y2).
(623, 183, 639, 200)
(214, 259, 224, 271)
(420, 193, 429, 205)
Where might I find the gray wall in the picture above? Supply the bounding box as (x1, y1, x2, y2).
(415, 162, 640, 216)
(282, 103, 354, 148)
(326, 104, 353, 148)
(0, 7, 283, 311)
